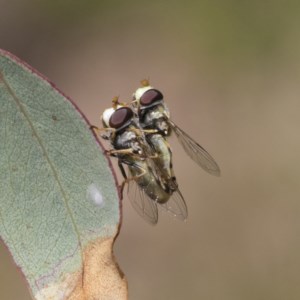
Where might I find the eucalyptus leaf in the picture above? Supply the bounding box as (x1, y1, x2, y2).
(0, 50, 127, 300)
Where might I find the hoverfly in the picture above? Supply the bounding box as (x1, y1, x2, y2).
(132, 80, 221, 184)
(92, 97, 187, 224)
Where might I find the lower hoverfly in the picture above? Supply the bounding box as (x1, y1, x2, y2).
(92, 97, 187, 224)
(131, 80, 221, 187)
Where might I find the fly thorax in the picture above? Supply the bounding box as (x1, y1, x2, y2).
(162, 103, 170, 118)
(156, 104, 171, 135)
(155, 118, 170, 135)
(142, 110, 170, 136)
(115, 130, 138, 150)
(143, 109, 163, 127)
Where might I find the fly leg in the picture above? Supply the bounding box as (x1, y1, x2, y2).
(90, 125, 117, 140)
(142, 129, 159, 134)
(147, 152, 159, 159)
(90, 125, 111, 134)
(118, 160, 147, 197)
(117, 160, 127, 200)
(106, 150, 144, 198)
(105, 148, 136, 157)
(128, 128, 158, 136)
(120, 168, 147, 195)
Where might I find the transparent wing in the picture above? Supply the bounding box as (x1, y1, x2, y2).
(158, 188, 188, 221)
(126, 168, 159, 225)
(169, 120, 221, 176)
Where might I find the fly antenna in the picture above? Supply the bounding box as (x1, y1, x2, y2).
(141, 78, 150, 87)
(112, 96, 119, 109)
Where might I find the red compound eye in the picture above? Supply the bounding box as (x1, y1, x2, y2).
(140, 89, 163, 106)
(109, 107, 133, 129)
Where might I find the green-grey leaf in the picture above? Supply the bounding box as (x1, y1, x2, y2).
(0, 50, 126, 299)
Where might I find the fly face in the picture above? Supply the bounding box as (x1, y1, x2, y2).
(132, 80, 221, 177)
(96, 99, 187, 224)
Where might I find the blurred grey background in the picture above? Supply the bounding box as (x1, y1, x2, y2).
(1, 1, 300, 299)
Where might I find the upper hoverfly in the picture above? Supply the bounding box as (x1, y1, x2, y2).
(131, 79, 221, 186)
(92, 97, 187, 224)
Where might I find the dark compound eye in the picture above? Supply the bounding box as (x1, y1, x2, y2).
(109, 107, 134, 129)
(140, 89, 163, 106)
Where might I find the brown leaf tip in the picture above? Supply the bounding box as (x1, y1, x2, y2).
(35, 237, 127, 300)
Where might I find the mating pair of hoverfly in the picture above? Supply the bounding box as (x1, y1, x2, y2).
(93, 80, 220, 224)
